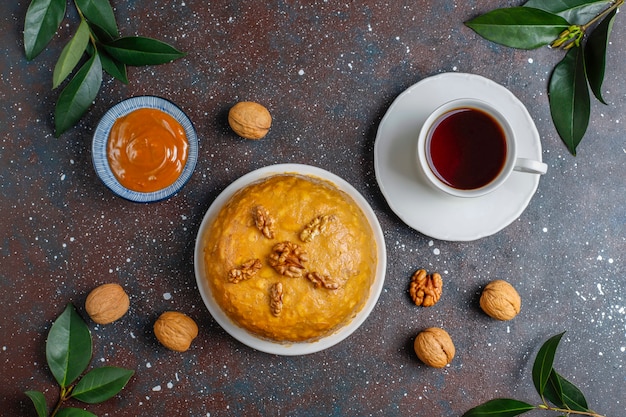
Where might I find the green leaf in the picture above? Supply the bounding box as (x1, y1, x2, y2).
(52, 19, 90, 89)
(555, 370, 590, 412)
(462, 398, 535, 417)
(523, 0, 612, 25)
(97, 49, 129, 84)
(103, 36, 185, 66)
(549, 47, 590, 156)
(56, 408, 98, 417)
(24, 391, 48, 417)
(24, 0, 67, 60)
(532, 332, 565, 397)
(46, 304, 93, 388)
(72, 366, 134, 404)
(584, 8, 616, 104)
(75, 0, 119, 38)
(465, 7, 569, 50)
(544, 368, 565, 408)
(54, 53, 103, 136)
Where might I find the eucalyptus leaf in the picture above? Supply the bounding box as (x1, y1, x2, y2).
(584, 8, 616, 104)
(24, 0, 67, 60)
(24, 390, 48, 417)
(46, 304, 93, 389)
(465, 7, 569, 50)
(75, 0, 119, 38)
(549, 48, 590, 156)
(103, 36, 186, 66)
(554, 370, 590, 412)
(462, 398, 535, 417)
(55, 52, 103, 136)
(72, 366, 134, 404)
(531, 332, 565, 397)
(523, 0, 612, 25)
(56, 407, 98, 417)
(52, 19, 90, 89)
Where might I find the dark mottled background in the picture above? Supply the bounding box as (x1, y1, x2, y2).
(1, 1, 624, 416)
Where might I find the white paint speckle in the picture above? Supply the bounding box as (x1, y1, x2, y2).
(152, 385, 162, 391)
(163, 292, 172, 300)
(528, 58, 534, 64)
(433, 248, 440, 255)
(298, 69, 305, 76)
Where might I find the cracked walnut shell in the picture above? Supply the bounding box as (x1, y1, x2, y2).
(154, 311, 199, 352)
(409, 269, 443, 307)
(480, 280, 521, 321)
(414, 327, 455, 368)
(85, 283, 130, 324)
(228, 101, 272, 140)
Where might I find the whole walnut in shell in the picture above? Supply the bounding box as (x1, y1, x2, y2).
(480, 280, 521, 321)
(228, 101, 272, 140)
(413, 327, 455, 368)
(85, 283, 130, 324)
(154, 311, 198, 352)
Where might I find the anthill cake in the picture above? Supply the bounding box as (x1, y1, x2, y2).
(201, 173, 377, 342)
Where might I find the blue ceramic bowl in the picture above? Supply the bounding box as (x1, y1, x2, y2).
(92, 96, 198, 203)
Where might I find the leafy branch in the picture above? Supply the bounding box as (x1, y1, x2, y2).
(25, 303, 134, 417)
(24, 0, 185, 137)
(465, 0, 621, 156)
(463, 332, 607, 417)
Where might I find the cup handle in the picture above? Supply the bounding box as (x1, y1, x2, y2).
(514, 158, 548, 175)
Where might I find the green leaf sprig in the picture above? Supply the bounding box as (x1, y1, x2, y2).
(24, 0, 185, 137)
(25, 303, 134, 417)
(463, 332, 607, 417)
(465, 0, 622, 156)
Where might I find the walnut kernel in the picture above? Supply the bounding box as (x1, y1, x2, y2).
(154, 311, 198, 352)
(480, 280, 521, 321)
(269, 282, 284, 316)
(409, 269, 443, 307)
(413, 327, 455, 368)
(300, 214, 335, 242)
(268, 241, 308, 277)
(228, 101, 272, 140)
(306, 272, 340, 290)
(254, 206, 275, 239)
(228, 258, 262, 283)
(85, 283, 130, 324)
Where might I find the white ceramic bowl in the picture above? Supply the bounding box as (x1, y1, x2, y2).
(92, 96, 198, 203)
(194, 164, 387, 355)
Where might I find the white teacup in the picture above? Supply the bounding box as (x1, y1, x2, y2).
(416, 98, 547, 198)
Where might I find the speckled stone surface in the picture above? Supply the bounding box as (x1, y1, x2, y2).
(1, 1, 624, 416)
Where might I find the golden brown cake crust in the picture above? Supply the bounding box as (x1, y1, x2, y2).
(202, 173, 377, 342)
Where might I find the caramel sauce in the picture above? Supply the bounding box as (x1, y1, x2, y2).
(107, 108, 188, 192)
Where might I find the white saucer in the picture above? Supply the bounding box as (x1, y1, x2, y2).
(374, 73, 544, 241)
